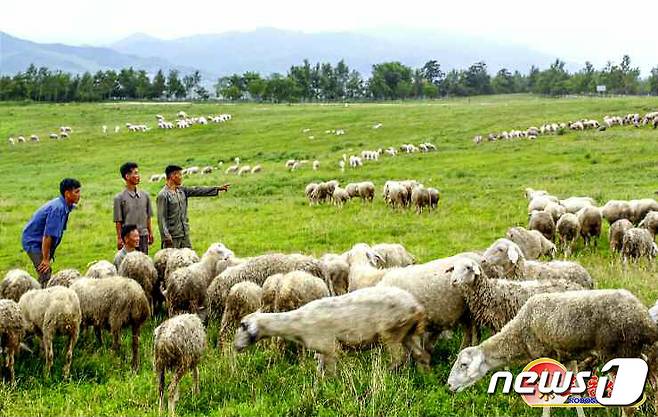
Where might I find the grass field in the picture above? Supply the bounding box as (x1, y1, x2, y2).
(1, 94, 658, 416)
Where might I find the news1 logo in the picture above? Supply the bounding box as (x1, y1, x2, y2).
(488, 358, 647, 407)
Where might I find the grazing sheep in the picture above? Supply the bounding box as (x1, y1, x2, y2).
(154, 314, 207, 417)
(411, 186, 431, 214)
(505, 226, 556, 260)
(543, 202, 566, 222)
(312, 160, 320, 171)
(207, 253, 328, 320)
(164, 244, 232, 316)
(320, 254, 350, 296)
(524, 188, 550, 201)
(275, 270, 330, 313)
(332, 187, 350, 207)
(70, 277, 150, 370)
(49, 133, 58, 140)
(305, 182, 319, 205)
(86, 260, 117, 278)
(577, 205, 602, 246)
(560, 196, 596, 214)
(448, 258, 584, 332)
(0, 299, 25, 383)
(621, 228, 658, 263)
(447, 290, 658, 396)
(601, 200, 632, 224)
(527, 195, 559, 213)
(225, 165, 239, 174)
(639, 211, 658, 238)
(30, 134, 39, 142)
(427, 188, 440, 210)
(234, 286, 430, 374)
(384, 182, 409, 209)
(164, 248, 200, 283)
(345, 243, 388, 291)
(251, 165, 262, 174)
(482, 239, 593, 288)
(261, 274, 284, 313)
(357, 181, 375, 202)
(528, 210, 556, 241)
(1, 269, 41, 301)
(630, 199, 658, 225)
(118, 251, 158, 311)
(47, 268, 81, 287)
(201, 166, 213, 174)
(371, 243, 416, 268)
(237, 166, 251, 176)
(609, 219, 633, 253)
(555, 213, 580, 255)
(19, 286, 81, 378)
(217, 281, 262, 346)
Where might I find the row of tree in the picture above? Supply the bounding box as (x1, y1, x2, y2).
(1, 56, 657, 102)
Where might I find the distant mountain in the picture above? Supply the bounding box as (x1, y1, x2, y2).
(109, 27, 560, 76)
(0, 32, 197, 76)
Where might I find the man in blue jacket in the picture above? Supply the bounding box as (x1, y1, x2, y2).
(22, 178, 81, 285)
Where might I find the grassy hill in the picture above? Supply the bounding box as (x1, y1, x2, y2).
(1, 95, 658, 416)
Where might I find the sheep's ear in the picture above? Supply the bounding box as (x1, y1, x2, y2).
(507, 246, 519, 264)
(473, 264, 482, 276)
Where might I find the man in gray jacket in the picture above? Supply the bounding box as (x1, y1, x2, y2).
(156, 165, 230, 249)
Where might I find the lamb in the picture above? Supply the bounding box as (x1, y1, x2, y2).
(601, 200, 632, 224)
(217, 281, 262, 346)
(201, 166, 213, 174)
(47, 268, 81, 287)
(560, 196, 596, 214)
(154, 314, 207, 417)
(639, 211, 658, 237)
(320, 253, 350, 295)
(505, 226, 556, 260)
(207, 253, 329, 319)
(332, 187, 350, 207)
(234, 286, 430, 374)
(482, 239, 593, 288)
(118, 251, 158, 311)
(49, 133, 59, 139)
(70, 277, 150, 371)
(371, 243, 416, 268)
(164, 244, 232, 316)
(621, 228, 658, 263)
(528, 210, 555, 241)
(448, 258, 585, 332)
(0, 299, 25, 383)
(1, 269, 41, 301)
(86, 260, 117, 278)
(411, 186, 431, 214)
(577, 205, 602, 246)
(555, 213, 580, 255)
(447, 290, 658, 397)
(18, 286, 81, 378)
(609, 219, 633, 253)
(629, 198, 658, 224)
(357, 181, 375, 202)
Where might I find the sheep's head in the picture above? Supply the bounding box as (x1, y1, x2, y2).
(205, 243, 234, 261)
(482, 238, 523, 277)
(234, 314, 260, 351)
(506, 227, 522, 242)
(346, 243, 382, 267)
(448, 259, 482, 287)
(447, 346, 489, 393)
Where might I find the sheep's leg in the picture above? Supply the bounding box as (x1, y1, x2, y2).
(192, 365, 200, 395)
(168, 367, 186, 417)
(6, 347, 15, 384)
(403, 334, 430, 370)
(111, 328, 121, 353)
(157, 367, 165, 414)
(94, 326, 103, 346)
(387, 342, 408, 371)
(43, 329, 54, 379)
(63, 328, 79, 379)
(131, 324, 141, 372)
(315, 352, 337, 376)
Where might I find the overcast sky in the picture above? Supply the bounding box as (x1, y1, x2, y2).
(3, 0, 657, 72)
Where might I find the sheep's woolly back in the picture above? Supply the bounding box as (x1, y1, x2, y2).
(218, 282, 262, 342)
(86, 260, 117, 278)
(154, 314, 207, 372)
(261, 274, 284, 313)
(153, 248, 176, 283)
(621, 228, 657, 261)
(528, 211, 555, 241)
(118, 251, 157, 298)
(522, 261, 594, 289)
(1, 269, 41, 301)
(70, 277, 150, 330)
(207, 253, 327, 318)
(577, 206, 602, 242)
(609, 219, 633, 253)
(47, 269, 81, 287)
(371, 243, 415, 268)
(506, 227, 554, 260)
(276, 271, 330, 312)
(320, 254, 349, 295)
(164, 248, 199, 284)
(18, 286, 81, 335)
(556, 213, 580, 244)
(0, 298, 25, 345)
(639, 211, 658, 237)
(480, 289, 658, 365)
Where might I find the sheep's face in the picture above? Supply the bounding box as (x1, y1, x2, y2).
(449, 260, 481, 287)
(234, 316, 259, 351)
(483, 239, 521, 277)
(447, 347, 489, 392)
(206, 243, 234, 261)
(346, 244, 382, 267)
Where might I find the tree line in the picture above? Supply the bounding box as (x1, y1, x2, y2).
(1, 55, 657, 102)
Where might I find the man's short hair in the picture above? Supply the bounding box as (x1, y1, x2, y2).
(165, 165, 183, 178)
(120, 162, 138, 180)
(121, 224, 139, 241)
(59, 178, 81, 196)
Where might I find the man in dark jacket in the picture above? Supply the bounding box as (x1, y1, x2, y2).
(156, 165, 230, 249)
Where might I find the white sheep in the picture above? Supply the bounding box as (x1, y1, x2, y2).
(560, 196, 596, 214)
(217, 281, 262, 346)
(86, 260, 117, 278)
(49, 133, 59, 140)
(154, 313, 206, 417)
(234, 286, 430, 374)
(251, 165, 262, 174)
(0, 269, 41, 301)
(609, 219, 633, 253)
(505, 226, 556, 259)
(8, 137, 15, 145)
(0, 299, 26, 383)
(577, 205, 602, 246)
(238, 166, 252, 176)
(201, 166, 213, 174)
(312, 160, 320, 171)
(555, 213, 580, 255)
(621, 227, 658, 263)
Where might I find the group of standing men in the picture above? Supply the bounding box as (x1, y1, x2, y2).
(21, 163, 230, 285)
